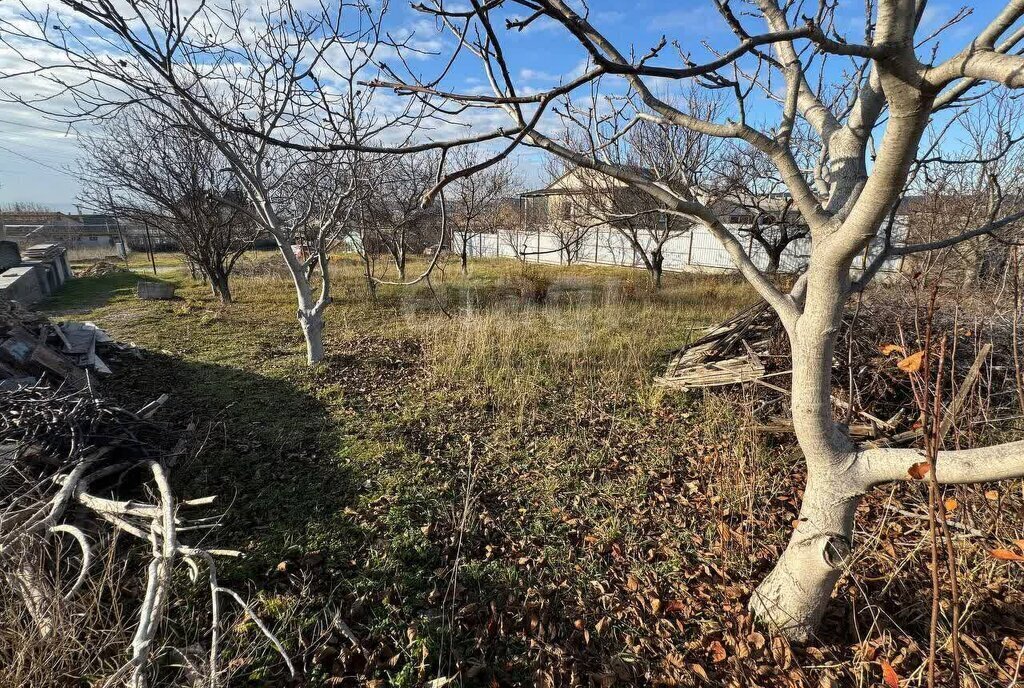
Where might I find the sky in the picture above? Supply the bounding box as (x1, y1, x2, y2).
(0, 0, 1017, 212)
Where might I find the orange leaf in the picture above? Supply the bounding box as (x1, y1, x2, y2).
(943, 498, 959, 513)
(908, 462, 931, 480)
(897, 350, 925, 373)
(881, 660, 900, 688)
(663, 600, 686, 615)
(879, 344, 905, 356)
(986, 490, 1000, 501)
(992, 548, 1024, 561)
(709, 640, 728, 663)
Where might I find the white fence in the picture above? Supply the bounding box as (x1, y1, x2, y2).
(460, 223, 905, 275)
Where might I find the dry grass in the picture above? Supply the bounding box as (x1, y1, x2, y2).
(12, 250, 1024, 687)
(0, 545, 132, 687)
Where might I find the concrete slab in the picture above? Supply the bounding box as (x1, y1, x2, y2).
(0, 265, 45, 305)
(0, 241, 19, 272)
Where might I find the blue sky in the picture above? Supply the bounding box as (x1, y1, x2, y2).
(0, 0, 1016, 211)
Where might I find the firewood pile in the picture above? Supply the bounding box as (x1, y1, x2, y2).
(79, 260, 129, 277)
(0, 298, 133, 390)
(658, 295, 1020, 447)
(657, 301, 777, 389)
(0, 385, 293, 687)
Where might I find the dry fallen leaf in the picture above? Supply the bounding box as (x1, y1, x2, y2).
(897, 350, 925, 373)
(908, 461, 931, 480)
(943, 498, 959, 512)
(663, 600, 686, 615)
(879, 343, 905, 356)
(708, 640, 728, 663)
(991, 548, 1024, 562)
(986, 489, 1000, 500)
(881, 659, 900, 688)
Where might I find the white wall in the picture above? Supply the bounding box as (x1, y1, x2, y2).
(461, 224, 905, 275)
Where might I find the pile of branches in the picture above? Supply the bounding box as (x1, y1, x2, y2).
(0, 385, 292, 687)
(660, 291, 1022, 447)
(79, 260, 131, 277)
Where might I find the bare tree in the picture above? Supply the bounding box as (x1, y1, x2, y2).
(360, 0, 1024, 641)
(0, 0, 391, 365)
(362, 152, 441, 281)
(901, 94, 1024, 285)
(553, 158, 687, 284)
(17, 0, 1024, 644)
(714, 145, 811, 274)
(78, 108, 255, 303)
(448, 148, 517, 274)
(552, 100, 721, 286)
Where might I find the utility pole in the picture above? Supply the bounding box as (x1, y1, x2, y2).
(106, 188, 129, 266)
(143, 219, 157, 275)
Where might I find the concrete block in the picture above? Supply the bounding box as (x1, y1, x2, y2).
(21, 261, 57, 294)
(0, 241, 19, 272)
(0, 265, 45, 305)
(137, 281, 175, 300)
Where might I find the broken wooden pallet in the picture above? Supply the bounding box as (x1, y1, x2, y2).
(657, 301, 777, 390)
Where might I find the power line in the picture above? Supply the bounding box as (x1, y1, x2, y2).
(0, 116, 79, 135)
(0, 136, 76, 162)
(0, 142, 77, 178)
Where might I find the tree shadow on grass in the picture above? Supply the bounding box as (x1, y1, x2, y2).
(97, 346, 517, 684)
(99, 349, 362, 580)
(40, 270, 178, 314)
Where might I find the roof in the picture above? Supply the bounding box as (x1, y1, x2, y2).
(78, 214, 120, 228)
(0, 211, 81, 225)
(521, 165, 646, 198)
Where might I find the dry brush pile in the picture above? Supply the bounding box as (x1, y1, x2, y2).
(662, 288, 1024, 450)
(0, 384, 291, 686)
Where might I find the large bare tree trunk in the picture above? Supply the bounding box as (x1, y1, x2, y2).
(212, 270, 232, 304)
(749, 268, 863, 639)
(749, 477, 860, 639)
(651, 250, 664, 289)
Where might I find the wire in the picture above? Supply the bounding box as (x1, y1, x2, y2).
(0, 142, 77, 178)
(0, 116, 78, 135)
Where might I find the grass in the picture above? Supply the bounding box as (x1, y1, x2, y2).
(29, 251, 1024, 687)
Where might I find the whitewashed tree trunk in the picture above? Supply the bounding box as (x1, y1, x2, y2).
(749, 477, 860, 639)
(275, 238, 330, 366)
(298, 307, 325, 365)
(749, 278, 865, 639)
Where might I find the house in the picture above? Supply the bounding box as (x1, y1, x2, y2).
(0, 211, 116, 248)
(461, 166, 906, 276)
(521, 167, 802, 234)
